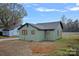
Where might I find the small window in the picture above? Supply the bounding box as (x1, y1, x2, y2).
(31, 30, 35, 35)
(22, 30, 27, 35)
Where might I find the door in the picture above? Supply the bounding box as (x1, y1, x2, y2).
(44, 31, 50, 40)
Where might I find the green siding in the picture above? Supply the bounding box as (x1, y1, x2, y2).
(18, 24, 44, 41)
(48, 30, 56, 40)
(43, 24, 62, 41)
(27, 25, 44, 41)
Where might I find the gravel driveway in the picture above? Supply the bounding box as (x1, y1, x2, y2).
(0, 38, 19, 41)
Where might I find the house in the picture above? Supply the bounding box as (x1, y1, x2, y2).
(0, 28, 18, 36)
(18, 21, 63, 41)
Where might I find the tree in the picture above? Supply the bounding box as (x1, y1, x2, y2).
(61, 15, 79, 32)
(61, 15, 67, 24)
(66, 19, 73, 32)
(0, 3, 27, 30)
(61, 15, 67, 32)
(73, 19, 79, 31)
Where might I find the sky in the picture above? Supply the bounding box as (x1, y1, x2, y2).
(22, 3, 79, 24)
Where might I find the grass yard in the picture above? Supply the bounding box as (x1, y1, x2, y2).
(48, 32, 79, 56)
(0, 32, 79, 56)
(0, 36, 16, 39)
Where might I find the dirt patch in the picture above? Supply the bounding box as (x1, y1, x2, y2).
(0, 40, 57, 56)
(25, 42, 57, 55)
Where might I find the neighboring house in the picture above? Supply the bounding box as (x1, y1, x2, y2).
(18, 21, 63, 41)
(0, 28, 18, 36)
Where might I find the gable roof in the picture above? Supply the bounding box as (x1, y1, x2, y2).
(36, 21, 63, 30)
(18, 21, 63, 31)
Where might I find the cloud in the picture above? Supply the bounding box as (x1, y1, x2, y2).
(76, 3, 79, 6)
(36, 7, 66, 12)
(36, 7, 58, 12)
(66, 3, 79, 11)
(59, 10, 67, 12)
(67, 6, 79, 11)
(25, 3, 39, 8)
(32, 4, 39, 6)
(70, 7, 79, 11)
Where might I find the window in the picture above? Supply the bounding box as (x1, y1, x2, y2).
(31, 30, 35, 35)
(22, 30, 27, 35)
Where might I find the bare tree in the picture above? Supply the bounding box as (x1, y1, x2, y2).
(61, 15, 79, 32)
(73, 19, 79, 31)
(0, 3, 27, 30)
(61, 15, 67, 31)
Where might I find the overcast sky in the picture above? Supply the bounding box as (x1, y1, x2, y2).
(22, 3, 79, 24)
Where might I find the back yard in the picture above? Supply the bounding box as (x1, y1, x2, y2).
(0, 32, 79, 56)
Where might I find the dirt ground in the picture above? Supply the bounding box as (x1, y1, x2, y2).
(0, 40, 57, 56)
(0, 40, 32, 56)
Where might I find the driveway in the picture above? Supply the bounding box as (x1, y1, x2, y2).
(0, 38, 19, 41)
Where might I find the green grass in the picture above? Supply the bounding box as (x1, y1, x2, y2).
(0, 36, 9, 39)
(48, 33, 79, 56)
(0, 36, 16, 39)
